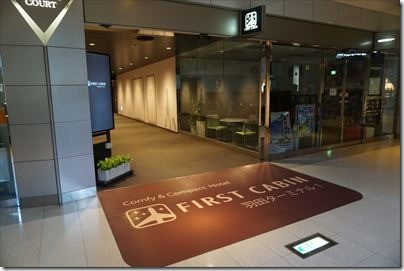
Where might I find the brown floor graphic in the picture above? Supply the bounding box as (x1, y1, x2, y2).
(98, 162, 362, 267)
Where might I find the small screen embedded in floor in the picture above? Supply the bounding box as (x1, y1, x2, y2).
(286, 233, 337, 259)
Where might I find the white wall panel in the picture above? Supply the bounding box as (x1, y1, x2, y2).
(360, 9, 380, 31)
(146, 75, 157, 125)
(285, 0, 313, 21)
(51, 85, 91, 123)
(117, 57, 177, 132)
(6, 86, 50, 125)
(379, 13, 400, 31)
(338, 4, 361, 29)
(14, 160, 57, 197)
(252, 0, 284, 16)
(9, 124, 54, 162)
(47, 47, 88, 85)
(313, 0, 338, 24)
(133, 78, 145, 121)
(180, 0, 212, 5)
(0, 46, 46, 86)
(118, 79, 135, 118)
(58, 154, 96, 193)
(55, 120, 92, 159)
(211, 0, 251, 10)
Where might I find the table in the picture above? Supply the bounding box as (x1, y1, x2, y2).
(219, 118, 248, 143)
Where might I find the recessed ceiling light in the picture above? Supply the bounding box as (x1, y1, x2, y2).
(89, 42, 95, 46)
(144, 56, 148, 59)
(129, 62, 133, 66)
(166, 46, 172, 50)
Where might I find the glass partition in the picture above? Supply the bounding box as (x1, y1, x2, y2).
(177, 36, 261, 150)
(270, 45, 322, 154)
(0, 56, 18, 207)
(364, 53, 399, 138)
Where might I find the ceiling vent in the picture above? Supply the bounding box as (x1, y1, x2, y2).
(136, 35, 155, 41)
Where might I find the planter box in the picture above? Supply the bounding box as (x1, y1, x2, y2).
(97, 162, 131, 182)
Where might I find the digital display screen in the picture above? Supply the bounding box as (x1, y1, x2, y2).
(286, 233, 337, 259)
(293, 237, 329, 255)
(86, 52, 114, 133)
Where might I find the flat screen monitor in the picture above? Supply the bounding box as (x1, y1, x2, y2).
(86, 52, 114, 133)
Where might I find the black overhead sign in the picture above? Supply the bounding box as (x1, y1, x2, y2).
(11, 0, 73, 45)
(240, 6, 264, 36)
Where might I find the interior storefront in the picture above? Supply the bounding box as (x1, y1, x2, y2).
(269, 44, 399, 158)
(86, 25, 399, 160)
(177, 35, 261, 151)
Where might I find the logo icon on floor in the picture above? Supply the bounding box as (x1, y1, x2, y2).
(126, 204, 177, 229)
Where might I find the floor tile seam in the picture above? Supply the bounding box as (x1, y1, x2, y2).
(302, 218, 339, 237)
(255, 235, 286, 259)
(0, 250, 40, 267)
(218, 248, 245, 267)
(255, 228, 298, 258)
(374, 245, 401, 265)
(34, 207, 46, 267)
(355, 253, 398, 267)
(322, 245, 374, 266)
(356, 198, 397, 214)
(338, 219, 397, 240)
(76, 199, 89, 267)
(336, 226, 398, 254)
(336, 204, 390, 225)
(359, 207, 400, 226)
(226, 235, 284, 261)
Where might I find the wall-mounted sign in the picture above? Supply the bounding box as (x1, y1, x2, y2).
(336, 52, 367, 59)
(11, 0, 74, 45)
(240, 6, 264, 36)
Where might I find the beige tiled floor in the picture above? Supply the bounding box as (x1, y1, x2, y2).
(0, 139, 400, 267)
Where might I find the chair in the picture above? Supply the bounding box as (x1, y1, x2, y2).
(235, 122, 258, 148)
(206, 114, 227, 141)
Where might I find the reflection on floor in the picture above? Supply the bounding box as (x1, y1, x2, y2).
(106, 115, 259, 188)
(0, 124, 400, 267)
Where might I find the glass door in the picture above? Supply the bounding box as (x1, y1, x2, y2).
(321, 52, 368, 146)
(0, 56, 18, 207)
(342, 57, 367, 142)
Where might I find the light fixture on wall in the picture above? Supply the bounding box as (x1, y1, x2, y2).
(119, 67, 122, 70)
(144, 56, 149, 59)
(89, 42, 95, 46)
(129, 62, 133, 66)
(166, 46, 172, 50)
(377, 37, 395, 43)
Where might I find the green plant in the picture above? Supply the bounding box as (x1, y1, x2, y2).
(97, 154, 131, 170)
(188, 100, 203, 126)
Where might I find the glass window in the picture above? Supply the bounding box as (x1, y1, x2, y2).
(270, 45, 322, 154)
(177, 36, 261, 150)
